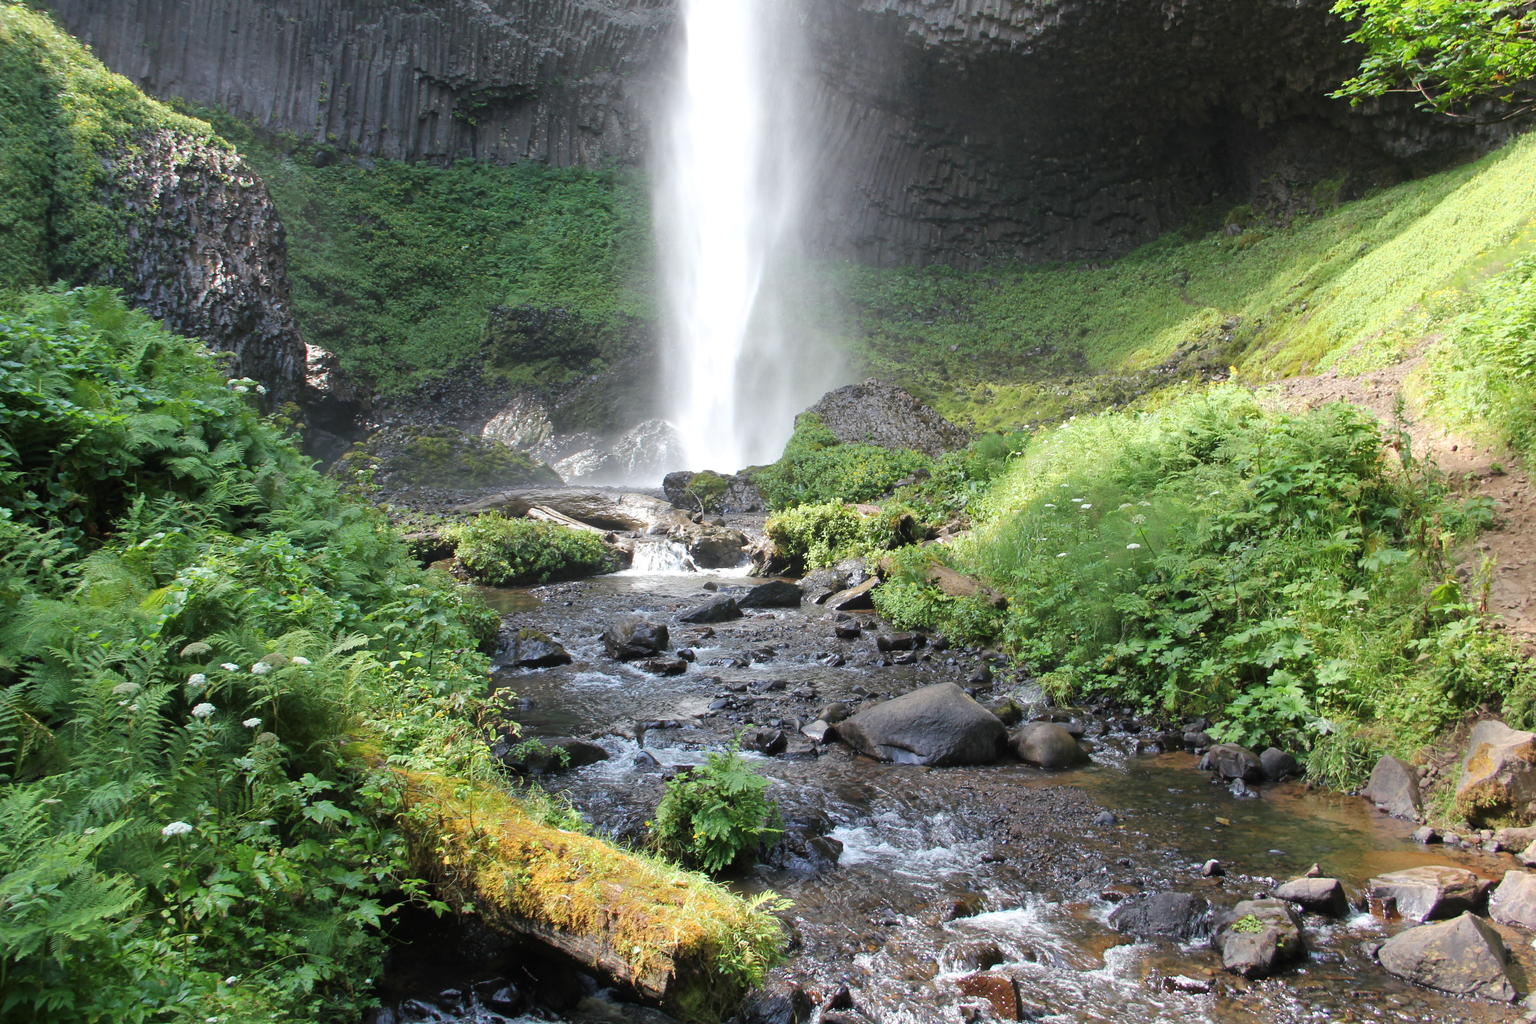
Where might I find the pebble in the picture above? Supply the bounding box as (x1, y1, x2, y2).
(1201, 859, 1225, 878)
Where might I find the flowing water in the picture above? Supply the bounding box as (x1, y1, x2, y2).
(653, 0, 838, 474)
(378, 573, 1533, 1024)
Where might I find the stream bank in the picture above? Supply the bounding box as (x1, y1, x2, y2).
(374, 570, 1536, 1024)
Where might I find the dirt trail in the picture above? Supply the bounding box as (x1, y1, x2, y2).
(1262, 360, 1536, 653)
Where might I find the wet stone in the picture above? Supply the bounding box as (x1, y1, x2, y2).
(834, 622, 862, 640)
(875, 632, 923, 652)
(602, 617, 668, 660)
(1274, 876, 1350, 917)
(1362, 754, 1424, 821)
(678, 595, 743, 624)
(737, 579, 803, 609)
(1010, 722, 1089, 770)
(1107, 891, 1210, 942)
(954, 973, 1022, 1021)
(1368, 866, 1484, 922)
(1378, 912, 1518, 1003)
(1200, 743, 1263, 783)
(639, 656, 688, 676)
(1488, 870, 1536, 930)
(1215, 899, 1306, 979)
(1260, 747, 1301, 781)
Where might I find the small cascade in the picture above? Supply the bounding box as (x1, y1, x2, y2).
(623, 538, 700, 575)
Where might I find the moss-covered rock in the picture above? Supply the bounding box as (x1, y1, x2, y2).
(338, 425, 561, 506)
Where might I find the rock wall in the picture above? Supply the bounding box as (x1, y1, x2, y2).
(46, 0, 1499, 265)
(96, 130, 309, 401)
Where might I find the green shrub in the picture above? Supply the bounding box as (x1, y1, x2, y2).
(756, 413, 933, 509)
(649, 745, 781, 874)
(764, 501, 917, 573)
(450, 514, 614, 586)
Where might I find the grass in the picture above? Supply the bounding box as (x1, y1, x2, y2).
(843, 133, 1536, 432)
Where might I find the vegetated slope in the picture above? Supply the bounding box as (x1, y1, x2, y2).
(0, 288, 781, 1023)
(0, 4, 307, 399)
(849, 132, 1536, 434)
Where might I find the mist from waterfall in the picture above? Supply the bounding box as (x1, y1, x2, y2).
(654, 0, 837, 475)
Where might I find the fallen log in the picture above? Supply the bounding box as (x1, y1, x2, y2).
(394, 768, 786, 1023)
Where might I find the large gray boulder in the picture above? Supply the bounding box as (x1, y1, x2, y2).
(602, 617, 669, 661)
(1368, 866, 1485, 923)
(1273, 876, 1350, 918)
(495, 627, 572, 669)
(1378, 913, 1518, 1003)
(1214, 899, 1305, 979)
(1107, 892, 1210, 942)
(1362, 754, 1424, 820)
(1009, 722, 1089, 770)
(1199, 743, 1263, 783)
(1456, 719, 1536, 827)
(833, 682, 1006, 766)
(805, 381, 968, 457)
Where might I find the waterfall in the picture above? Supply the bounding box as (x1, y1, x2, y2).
(655, 0, 835, 475)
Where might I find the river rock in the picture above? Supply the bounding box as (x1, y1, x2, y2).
(1489, 870, 1536, 929)
(806, 381, 969, 457)
(603, 617, 669, 660)
(1260, 747, 1300, 781)
(1362, 754, 1424, 820)
(678, 596, 743, 624)
(1456, 719, 1536, 827)
(1107, 892, 1210, 942)
(940, 940, 1007, 973)
(663, 470, 766, 514)
(639, 656, 688, 676)
(1199, 743, 1263, 783)
(733, 978, 813, 1024)
(1368, 866, 1485, 922)
(826, 577, 880, 612)
(663, 516, 751, 570)
(800, 567, 850, 605)
(875, 632, 924, 652)
(495, 627, 572, 669)
(481, 394, 554, 452)
(461, 489, 672, 532)
(919, 562, 1008, 609)
(494, 736, 609, 775)
(1215, 899, 1305, 979)
(1377, 912, 1518, 1002)
(740, 728, 789, 757)
(833, 682, 1006, 766)
(738, 580, 803, 609)
(1273, 876, 1349, 917)
(1009, 722, 1089, 770)
(954, 972, 1021, 1020)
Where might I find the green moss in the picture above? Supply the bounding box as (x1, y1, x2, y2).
(0, 4, 226, 286)
(450, 513, 615, 586)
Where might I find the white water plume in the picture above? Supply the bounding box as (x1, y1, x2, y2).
(654, 0, 838, 474)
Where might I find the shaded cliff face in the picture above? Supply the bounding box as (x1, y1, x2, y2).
(47, 0, 1495, 266)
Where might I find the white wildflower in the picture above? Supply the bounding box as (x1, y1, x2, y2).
(112, 681, 140, 696)
(191, 702, 216, 719)
(233, 385, 250, 394)
(290, 656, 311, 666)
(1043, 503, 1056, 509)
(187, 673, 207, 688)
(1080, 503, 1093, 510)
(1139, 501, 1152, 507)
(220, 662, 239, 672)
(161, 821, 193, 838)
(242, 718, 262, 729)
(1127, 543, 1142, 550)
(1056, 552, 1068, 558)
(250, 661, 272, 675)
(1119, 503, 1134, 511)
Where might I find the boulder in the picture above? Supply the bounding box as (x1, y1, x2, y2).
(664, 516, 750, 570)
(733, 978, 813, 1024)
(1107, 892, 1210, 942)
(678, 596, 743, 624)
(1368, 866, 1485, 922)
(826, 577, 880, 612)
(1009, 722, 1089, 770)
(875, 632, 924, 652)
(799, 567, 850, 605)
(1456, 719, 1536, 827)
(740, 728, 789, 757)
(495, 628, 572, 669)
(806, 381, 969, 457)
(1377, 913, 1518, 1003)
(737, 580, 803, 609)
(662, 470, 766, 514)
(494, 737, 610, 775)
(605, 419, 685, 483)
(481, 394, 554, 451)
(1489, 870, 1536, 930)
(1260, 747, 1300, 781)
(920, 563, 1008, 610)
(1199, 743, 1263, 783)
(639, 656, 689, 677)
(833, 682, 1006, 766)
(603, 617, 670, 661)
(1273, 876, 1349, 917)
(954, 973, 1021, 1020)
(461, 489, 673, 532)
(1214, 899, 1305, 979)
(1362, 754, 1424, 820)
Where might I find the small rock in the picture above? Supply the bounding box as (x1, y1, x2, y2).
(1228, 778, 1258, 799)
(1183, 730, 1214, 751)
(1362, 754, 1424, 821)
(1412, 826, 1440, 845)
(1201, 859, 1224, 878)
(1094, 811, 1119, 827)
(1199, 743, 1263, 783)
(1489, 870, 1536, 930)
(678, 595, 743, 624)
(603, 617, 669, 660)
(1368, 866, 1484, 922)
(834, 622, 862, 640)
(496, 628, 572, 669)
(1377, 912, 1517, 1002)
(639, 656, 688, 676)
(825, 577, 879, 612)
(940, 940, 1006, 974)
(1161, 974, 1213, 994)
(1215, 899, 1305, 979)
(1274, 876, 1350, 917)
(740, 728, 789, 757)
(1260, 747, 1301, 781)
(734, 979, 813, 1024)
(875, 632, 924, 652)
(1010, 722, 1089, 770)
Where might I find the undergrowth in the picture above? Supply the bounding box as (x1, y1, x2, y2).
(755, 413, 933, 510)
(450, 514, 615, 586)
(648, 745, 782, 875)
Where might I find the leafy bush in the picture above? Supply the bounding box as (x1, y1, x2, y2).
(756, 414, 933, 509)
(892, 388, 1525, 784)
(649, 745, 781, 874)
(450, 514, 614, 586)
(0, 287, 502, 1022)
(764, 501, 918, 573)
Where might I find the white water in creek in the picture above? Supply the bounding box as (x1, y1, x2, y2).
(654, 0, 836, 474)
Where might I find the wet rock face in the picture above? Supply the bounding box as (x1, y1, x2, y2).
(1215, 899, 1305, 979)
(807, 381, 969, 457)
(1377, 913, 1518, 1003)
(1106, 891, 1209, 942)
(1363, 754, 1424, 821)
(1368, 866, 1485, 923)
(96, 130, 308, 403)
(833, 681, 1005, 766)
(1456, 719, 1536, 827)
(54, 0, 1499, 267)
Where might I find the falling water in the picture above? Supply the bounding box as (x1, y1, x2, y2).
(655, 0, 834, 474)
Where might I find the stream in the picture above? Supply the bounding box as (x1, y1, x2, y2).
(374, 571, 1532, 1024)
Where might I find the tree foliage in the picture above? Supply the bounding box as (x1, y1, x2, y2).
(1332, 0, 1536, 119)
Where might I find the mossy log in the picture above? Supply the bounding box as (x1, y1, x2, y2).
(394, 769, 785, 1023)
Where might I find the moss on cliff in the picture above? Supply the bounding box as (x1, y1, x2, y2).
(0, 3, 227, 285)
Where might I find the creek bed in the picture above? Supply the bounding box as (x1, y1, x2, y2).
(377, 572, 1528, 1024)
